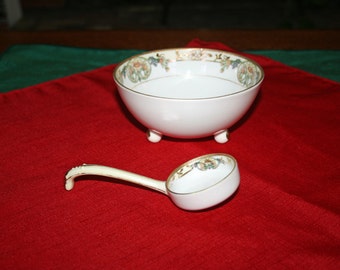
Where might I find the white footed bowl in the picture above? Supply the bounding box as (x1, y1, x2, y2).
(113, 48, 264, 143)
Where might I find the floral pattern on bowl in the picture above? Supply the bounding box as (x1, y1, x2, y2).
(117, 49, 261, 87)
(171, 155, 232, 181)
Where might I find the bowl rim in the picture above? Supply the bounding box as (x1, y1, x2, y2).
(113, 47, 264, 100)
(166, 153, 238, 195)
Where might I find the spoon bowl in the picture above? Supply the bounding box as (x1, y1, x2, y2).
(65, 153, 240, 211)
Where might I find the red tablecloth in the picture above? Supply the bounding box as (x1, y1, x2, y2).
(1, 39, 339, 269)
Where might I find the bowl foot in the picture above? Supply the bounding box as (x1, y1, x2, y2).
(214, 130, 229, 143)
(147, 129, 162, 143)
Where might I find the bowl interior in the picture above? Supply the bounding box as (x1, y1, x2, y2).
(114, 48, 263, 99)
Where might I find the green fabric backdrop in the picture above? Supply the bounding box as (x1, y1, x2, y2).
(1, 44, 339, 93)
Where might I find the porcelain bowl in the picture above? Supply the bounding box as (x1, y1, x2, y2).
(113, 48, 264, 143)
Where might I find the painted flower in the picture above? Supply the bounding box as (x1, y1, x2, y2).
(195, 158, 220, 170)
(127, 57, 151, 83)
(220, 56, 232, 72)
(156, 54, 170, 71)
(237, 61, 259, 86)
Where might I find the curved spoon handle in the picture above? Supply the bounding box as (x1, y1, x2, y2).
(65, 164, 167, 195)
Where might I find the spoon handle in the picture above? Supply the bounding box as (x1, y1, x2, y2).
(65, 164, 167, 195)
